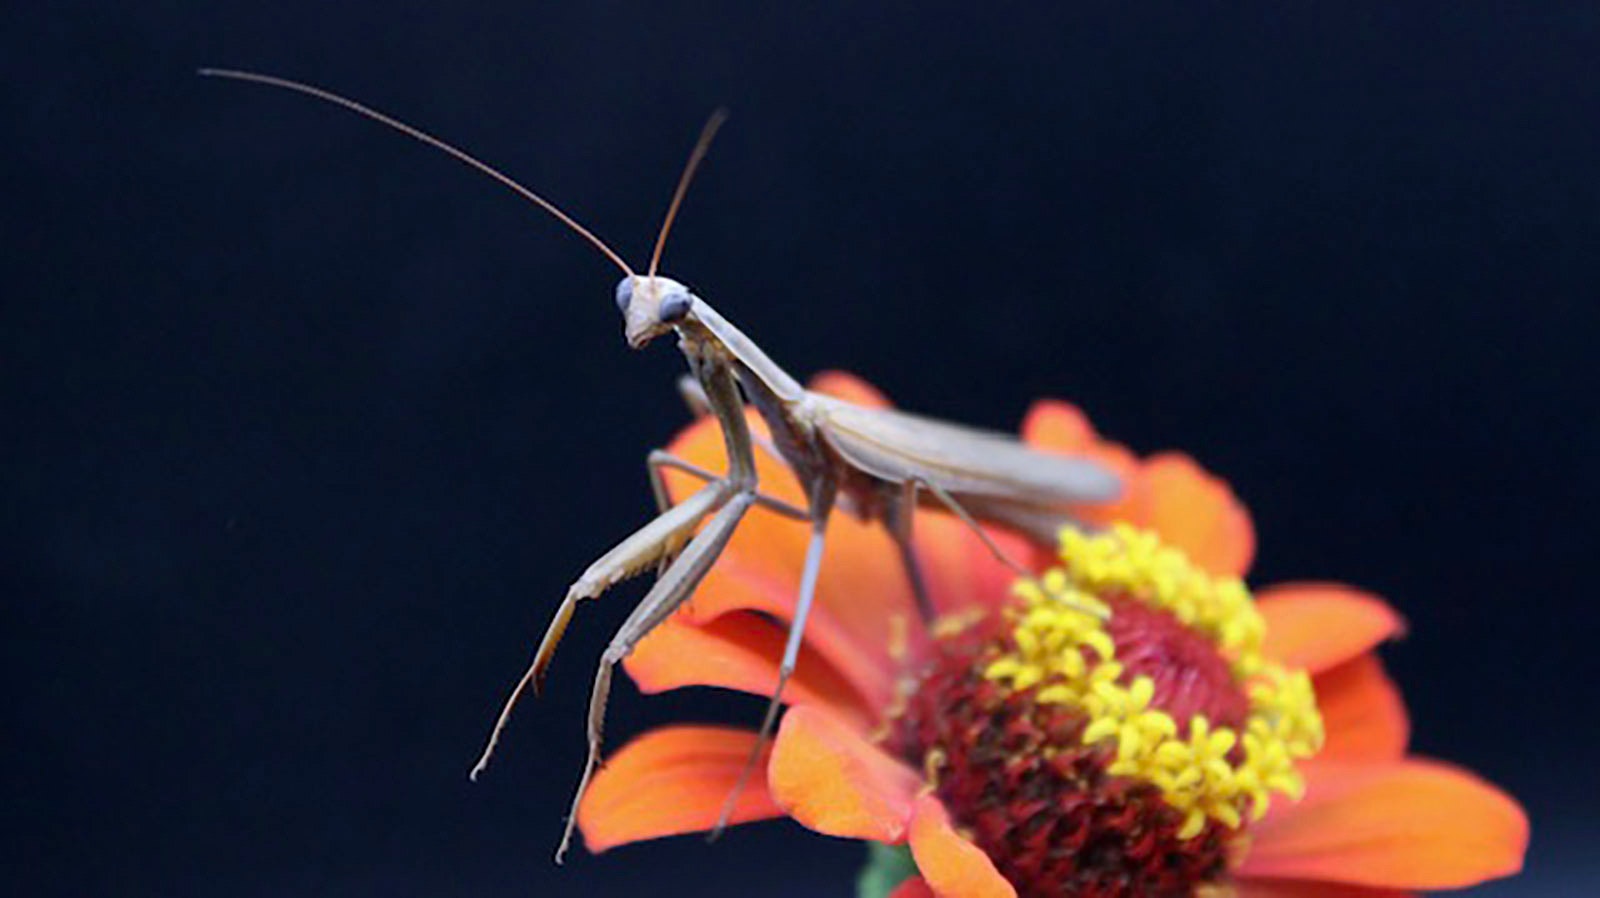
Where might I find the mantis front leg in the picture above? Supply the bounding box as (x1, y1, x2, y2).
(554, 483, 759, 862)
(470, 360, 764, 800)
(550, 360, 765, 862)
(469, 479, 734, 783)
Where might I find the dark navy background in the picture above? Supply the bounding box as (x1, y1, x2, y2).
(7, 3, 1595, 896)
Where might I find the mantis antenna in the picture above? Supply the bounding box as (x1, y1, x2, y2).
(647, 108, 729, 279)
(197, 68, 636, 279)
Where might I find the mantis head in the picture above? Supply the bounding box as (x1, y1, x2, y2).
(614, 109, 727, 350)
(616, 275, 696, 349)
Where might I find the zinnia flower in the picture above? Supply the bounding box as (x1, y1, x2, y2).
(575, 371, 1528, 898)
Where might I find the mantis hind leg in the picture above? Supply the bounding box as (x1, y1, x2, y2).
(885, 476, 1044, 626)
(911, 478, 1035, 580)
(905, 479, 1108, 621)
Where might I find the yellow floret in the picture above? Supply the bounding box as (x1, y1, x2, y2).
(1058, 523, 1268, 678)
(982, 523, 1325, 838)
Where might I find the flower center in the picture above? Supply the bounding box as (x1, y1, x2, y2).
(1102, 596, 1250, 732)
(885, 525, 1324, 898)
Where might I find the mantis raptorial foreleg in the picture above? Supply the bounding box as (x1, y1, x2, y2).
(469, 480, 733, 782)
(472, 361, 769, 790)
(546, 359, 766, 863)
(558, 486, 758, 862)
(676, 374, 790, 464)
(676, 373, 713, 417)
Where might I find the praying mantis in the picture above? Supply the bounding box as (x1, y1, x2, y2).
(200, 69, 1124, 862)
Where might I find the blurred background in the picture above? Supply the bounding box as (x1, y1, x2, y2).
(6, 3, 1595, 896)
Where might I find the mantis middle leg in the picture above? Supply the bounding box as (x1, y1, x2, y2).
(647, 449, 808, 521)
(709, 480, 836, 839)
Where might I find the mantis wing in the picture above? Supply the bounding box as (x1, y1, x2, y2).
(808, 394, 1122, 506)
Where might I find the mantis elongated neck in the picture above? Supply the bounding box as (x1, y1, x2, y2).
(690, 301, 806, 403)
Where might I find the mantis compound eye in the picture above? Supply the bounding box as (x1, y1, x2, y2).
(658, 292, 692, 323)
(614, 278, 634, 313)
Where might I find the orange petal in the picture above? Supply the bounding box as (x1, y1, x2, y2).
(623, 612, 874, 729)
(888, 877, 938, 898)
(1237, 878, 1412, 898)
(1314, 654, 1409, 761)
(1257, 583, 1406, 674)
(768, 705, 919, 842)
(1021, 402, 1255, 577)
(662, 411, 908, 704)
(810, 369, 894, 408)
(1140, 452, 1256, 577)
(907, 795, 1017, 898)
(577, 725, 781, 853)
(1239, 758, 1528, 889)
(1020, 400, 1102, 454)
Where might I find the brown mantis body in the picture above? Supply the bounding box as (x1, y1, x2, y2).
(200, 69, 1123, 862)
